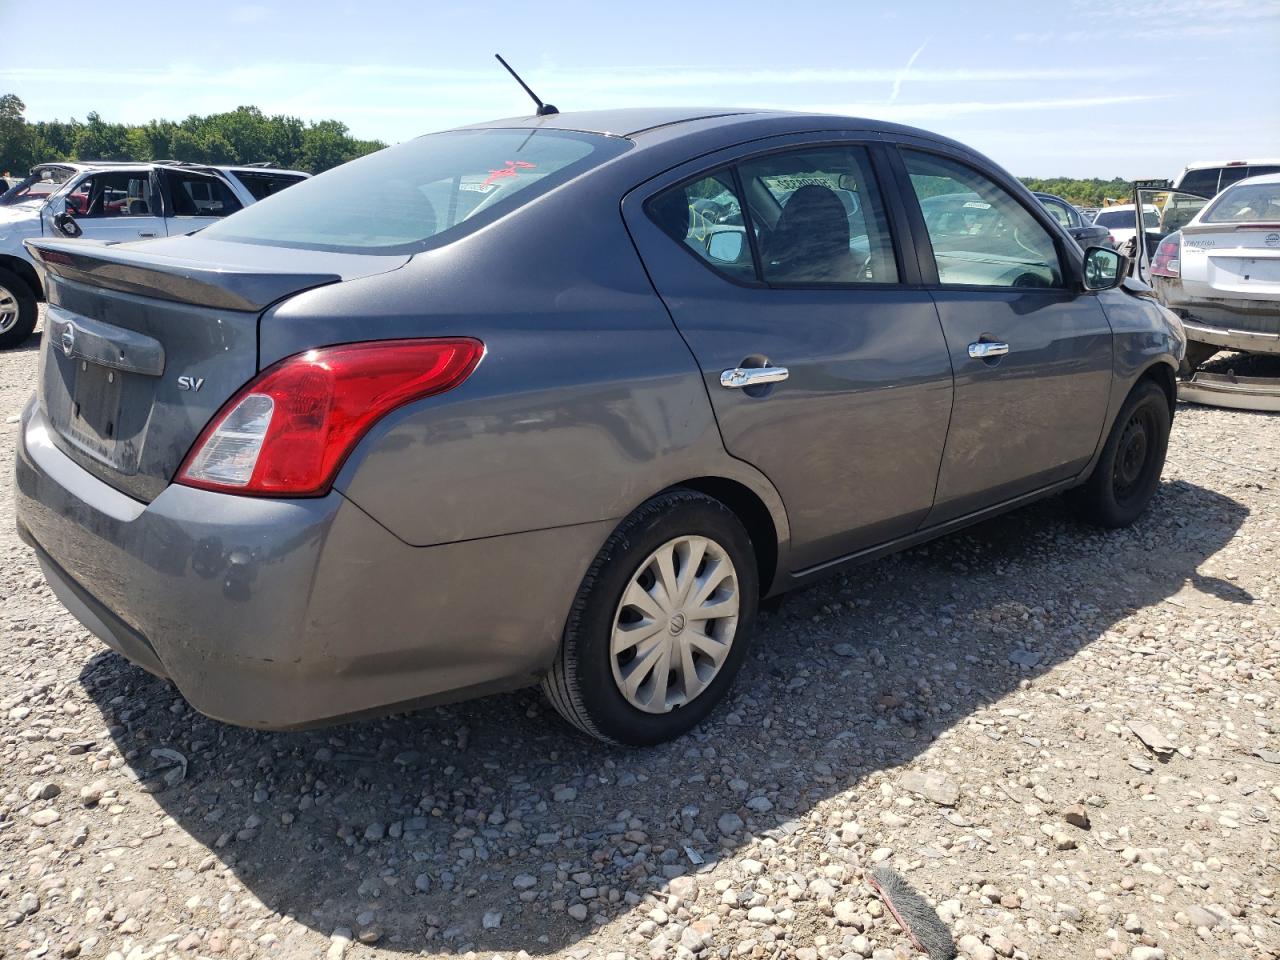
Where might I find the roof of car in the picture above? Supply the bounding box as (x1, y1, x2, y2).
(1179, 159, 1280, 171)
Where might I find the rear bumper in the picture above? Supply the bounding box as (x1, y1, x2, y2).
(1155, 281, 1280, 354)
(15, 399, 608, 729)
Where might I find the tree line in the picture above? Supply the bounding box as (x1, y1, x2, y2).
(2, 94, 1137, 204)
(0, 95, 386, 177)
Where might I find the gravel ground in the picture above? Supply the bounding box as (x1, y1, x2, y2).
(2, 308, 1278, 960)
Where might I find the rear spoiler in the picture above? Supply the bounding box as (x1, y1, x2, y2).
(25, 237, 340, 312)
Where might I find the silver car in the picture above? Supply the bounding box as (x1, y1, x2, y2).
(15, 108, 1185, 745)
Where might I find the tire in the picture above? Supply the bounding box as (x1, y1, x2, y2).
(542, 489, 759, 746)
(0, 268, 38, 350)
(1071, 380, 1171, 528)
(1180, 340, 1218, 375)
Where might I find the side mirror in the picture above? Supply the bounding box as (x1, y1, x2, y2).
(52, 202, 83, 238)
(1082, 245, 1126, 291)
(706, 231, 744, 263)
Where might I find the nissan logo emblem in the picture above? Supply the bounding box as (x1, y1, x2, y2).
(60, 326, 76, 358)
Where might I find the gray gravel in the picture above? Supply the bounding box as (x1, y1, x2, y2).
(2, 308, 1278, 960)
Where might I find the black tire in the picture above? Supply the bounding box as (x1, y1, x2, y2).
(0, 267, 38, 350)
(1180, 340, 1218, 375)
(1071, 380, 1171, 528)
(542, 490, 759, 746)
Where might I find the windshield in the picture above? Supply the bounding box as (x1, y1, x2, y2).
(0, 166, 76, 206)
(202, 128, 630, 254)
(1202, 182, 1280, 223)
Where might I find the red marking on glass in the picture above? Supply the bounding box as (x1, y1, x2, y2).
(482, 160, 536, 188)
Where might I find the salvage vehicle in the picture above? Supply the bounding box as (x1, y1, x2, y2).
(1035, 192, 1112, 248)
(1092, 203, 1161, 253)
(15, 108, 1185, 745)
(1148, 173, 1280, 406)
(0, 161, 307, 349)
(1173, 159, 1280, 199)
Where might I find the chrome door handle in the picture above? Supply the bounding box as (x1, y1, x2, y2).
(968, 341, 1010, 359)
(138, 232, 157, 238)
(720, 366, 789, 389)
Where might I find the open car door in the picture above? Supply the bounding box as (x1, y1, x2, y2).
(1129, 179, 1213, 282)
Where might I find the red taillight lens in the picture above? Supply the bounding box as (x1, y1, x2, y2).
(177, 338, 483, 497)
(1151, 234, 1181, 279)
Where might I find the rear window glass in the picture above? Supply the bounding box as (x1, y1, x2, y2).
(1094, 209, 1159, 229)
(202, 129, 629, 254)
(1202, 182, 1280, 222)
(1175, 169, 1221, 198)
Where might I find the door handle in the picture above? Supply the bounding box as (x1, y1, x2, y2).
(138, 232, 157, 238)
(720, 366, 789, 389)
(968, 341, 1010, 359)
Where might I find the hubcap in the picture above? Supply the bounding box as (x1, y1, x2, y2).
(0, 284, 18, 335)
(610, 535, 739, 715)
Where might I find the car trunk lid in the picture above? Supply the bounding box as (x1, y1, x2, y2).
(27, 236, 410, 502)
(1179, 222, 1280, 298)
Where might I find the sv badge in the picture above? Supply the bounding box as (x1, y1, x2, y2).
(177, 375, 205, 392)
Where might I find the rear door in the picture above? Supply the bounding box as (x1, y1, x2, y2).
(160, 168, 245, 236)
(893, 146, 1113, 524)
(624, 137, 954, 570)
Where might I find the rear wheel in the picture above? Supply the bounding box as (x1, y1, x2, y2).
(542, 490, 759, 745)
(0, 268, 38, 350)
(1071, 380, 1171, 528)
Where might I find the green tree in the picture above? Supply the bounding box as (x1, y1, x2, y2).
(0, 94, 32, 176)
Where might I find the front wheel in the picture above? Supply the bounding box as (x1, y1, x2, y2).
(1071, 380, 1171, 528)
(542, 490, 759, 746)
(0, 268, 38, 350)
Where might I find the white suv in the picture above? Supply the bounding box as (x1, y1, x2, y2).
(0, 161, 307, 348)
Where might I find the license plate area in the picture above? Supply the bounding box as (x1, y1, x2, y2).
(67, 359, 124, 454)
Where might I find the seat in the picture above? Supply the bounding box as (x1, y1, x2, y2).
(128, 199, 149, 216)
(761, 184, 862, 283)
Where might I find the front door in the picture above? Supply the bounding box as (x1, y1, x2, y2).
(896, 148, 1113, 524)
(53, 170, 166, 244)
(625, 141, 954, 571)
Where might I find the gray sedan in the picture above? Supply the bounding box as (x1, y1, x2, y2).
(15, 108, 1185, 745)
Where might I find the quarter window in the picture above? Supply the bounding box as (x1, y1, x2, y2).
(646, 170, 756, 282)
(738, 146, 898, 285)
(904, 150, 1064, 288)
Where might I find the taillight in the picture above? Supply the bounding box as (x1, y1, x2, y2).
(1151, 233, 1181, 279)
(177, 338, 484, 497)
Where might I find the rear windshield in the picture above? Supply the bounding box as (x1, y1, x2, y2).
(1094, 208, 1159, 229)
(1202, 182, 1280, 223)
(202, 128, 629, 254)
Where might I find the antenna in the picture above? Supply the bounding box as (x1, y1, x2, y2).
(494, 54, 559, 116)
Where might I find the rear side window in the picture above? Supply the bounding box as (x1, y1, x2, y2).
(1176, 168, 1221, 198)
(166, 171, 244, 218)
(646, 170, 756, 282)
(904, 150, 1063, 288)
(202, 129, 629, 254)
(739, 145, 898, 285)
(232, 171, 306, 201)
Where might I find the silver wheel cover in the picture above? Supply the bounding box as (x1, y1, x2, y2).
(0, 284, 18, 335)
(610, 535, 740, 714)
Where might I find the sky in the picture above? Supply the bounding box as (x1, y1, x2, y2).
(1, 0, 1278, 178)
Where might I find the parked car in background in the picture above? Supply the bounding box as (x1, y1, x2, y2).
(1092, 203, 1161, 253)
(1150, 172, 1280, 371)
(16, 108, 1184, 746)
(0, 161, 307, 348)
(1079, 206, 1101, 223)
(1035, 192, 1112, 248)
(1173, 159, 1280, 199)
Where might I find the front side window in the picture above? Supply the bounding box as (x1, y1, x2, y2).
(738, 146, 898, 285)
(904, 150, 1063, 288)
(1039, 197, 1075, 229)
(646, 170, 755, 282)
(166, 172, 243, 218)
(202, 128, 628, 254)
(1202, 181, 1280, 222)
(69, 172, 156, 218)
